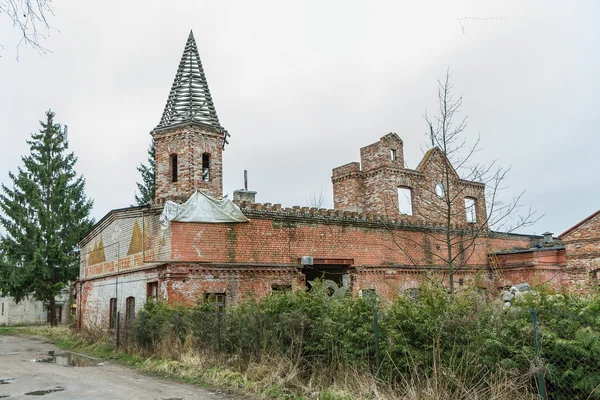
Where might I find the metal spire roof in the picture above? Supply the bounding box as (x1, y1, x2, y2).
(154, 31, 224, 133)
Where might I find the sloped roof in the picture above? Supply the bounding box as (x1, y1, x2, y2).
(558, 209, 600, 238)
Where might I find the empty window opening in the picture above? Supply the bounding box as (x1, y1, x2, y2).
(390, 149, 397, 161)
(398, 187, 413, 215)
(435, 183, 446, 199)
(109, 298, 117, 329)
(170, 154, 178, 182)
(204, 293, 226, 314)
(458, 278, 464, 287)
(125, 296, 135, 327)
(465, 197, 477, 223)
(404, 288, 421, 301)
(271, 284, 292, 293)
(302, 264, 348, 290)
(147, 282, 158, 302)
(360, 288, 378, 304)
(202, 153, 210, 182)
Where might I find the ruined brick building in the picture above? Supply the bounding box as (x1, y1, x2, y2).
(76, 32, 598, 330)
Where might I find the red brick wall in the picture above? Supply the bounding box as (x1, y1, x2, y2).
(331, 135, 487, 227)
(560, 211, 600, 286)
(153, 124, 224, 200)
(169, 212, 530, 267)
(332, 162, 364, 212)
(360, 133, 404, 172)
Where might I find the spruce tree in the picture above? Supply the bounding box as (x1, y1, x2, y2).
(134, 141, 155, 205)
(0, 111, 93, 326)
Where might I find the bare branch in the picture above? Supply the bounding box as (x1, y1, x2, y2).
(0, 0, 54, 58)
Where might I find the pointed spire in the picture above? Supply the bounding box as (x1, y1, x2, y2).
(154, 31, 224, 132)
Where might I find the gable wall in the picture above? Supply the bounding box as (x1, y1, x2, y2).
(560, 212, 600, 282)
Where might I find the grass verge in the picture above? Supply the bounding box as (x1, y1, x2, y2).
(0, 326, 310, 399)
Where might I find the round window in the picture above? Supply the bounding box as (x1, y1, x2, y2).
(435, 183, 445, 199)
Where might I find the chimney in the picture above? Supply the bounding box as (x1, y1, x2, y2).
(542, 232, 554, 245)
(233, 170, 257, 204)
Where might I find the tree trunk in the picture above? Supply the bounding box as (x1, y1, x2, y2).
(48, 296, 57, 327)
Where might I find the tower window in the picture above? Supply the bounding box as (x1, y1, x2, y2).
(465, 197, 477, 223)
(170, 154, 178, 183)
(391, 149, 397, 161)
(202, 153, 210, 182)
(398, 187, 413, 216)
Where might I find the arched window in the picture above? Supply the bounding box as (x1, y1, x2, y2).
(398, 187, 413, 215)
(202, 153, 210, 182)
(125, 296, 135, 327)
(170, 154, 178, 183)
(109, 298, 117, 329)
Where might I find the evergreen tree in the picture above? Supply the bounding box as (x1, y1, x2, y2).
(0, 111, 93, 326)
(134, 141, 155, 205)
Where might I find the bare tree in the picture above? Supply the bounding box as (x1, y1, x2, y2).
(1, 0, 54, 57)
(389, 70, 541, 293)
(307, 186, 325, 209)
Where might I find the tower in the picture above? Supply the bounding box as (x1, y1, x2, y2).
(152, 31, 230, 201)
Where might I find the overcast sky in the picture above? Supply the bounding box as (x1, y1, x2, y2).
(1, 0, 598, 236)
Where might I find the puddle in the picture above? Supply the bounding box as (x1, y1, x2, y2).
(0, 378, 16, 384)
(25, 386, 65, 396)
(24, 351, 102, 367)
(0, 395, 10, 398)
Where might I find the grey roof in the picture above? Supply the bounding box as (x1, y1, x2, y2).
(154, 31, 225, 133)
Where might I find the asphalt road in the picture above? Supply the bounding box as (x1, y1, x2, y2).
(0, 335, 233, 400)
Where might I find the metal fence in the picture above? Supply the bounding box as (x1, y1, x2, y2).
(533, 308, 600, 400)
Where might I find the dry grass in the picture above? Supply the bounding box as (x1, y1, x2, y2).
(3, 326, 536, 400)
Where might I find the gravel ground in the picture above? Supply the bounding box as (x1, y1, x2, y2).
(0, 334, 234, 400)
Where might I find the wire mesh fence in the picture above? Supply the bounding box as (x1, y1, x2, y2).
(109, 287, 599, 399)
(533, 307, 600, 400)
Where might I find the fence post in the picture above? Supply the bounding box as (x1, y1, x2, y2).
(174, 311, 179, 337)
(531, 308, 548, 400)
(140, 310, 146, 347)
(279, 313, 285, 354)
(116, 311, 121, 348)
(373, 304, 381, 379)
(217, 307, 222, 352)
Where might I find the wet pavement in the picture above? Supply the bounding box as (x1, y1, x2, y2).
(0, 335, 233, 399)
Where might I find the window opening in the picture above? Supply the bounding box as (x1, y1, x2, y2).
(202, 153, 210, 182)
(109, 298, 117, 329)
(147, 282, 158, 302)
(204, 293, 226, 314)
(271, 284, 292, 293)
(360, 288, 378, 305)
(125, 296, 135, 327)
(435, 183, 445, 199)
(404, 288, 420, 301)
(1, 303, 3, 315)
(170, 154, 178, 182)
(390, 149, 397, 161)
(302, 264, 348, 288)
(398, 187, 413, 215)
(465, 197, 477, 223)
